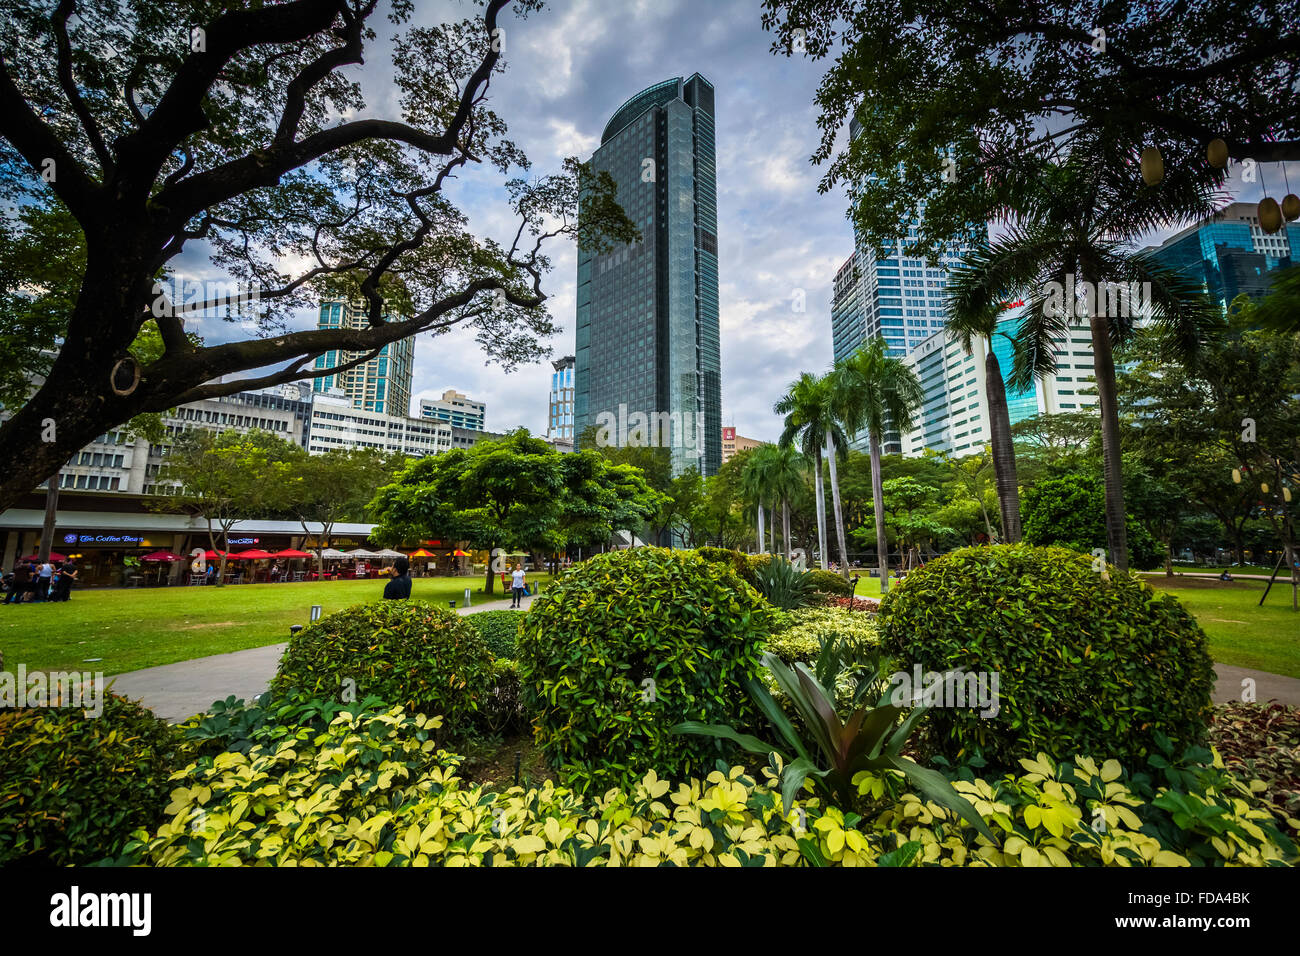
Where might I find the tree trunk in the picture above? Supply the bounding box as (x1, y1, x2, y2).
(39, 483, 59, 562)
(783, 498, 791, 560)
(870, 431, 890, 594)
(756, 503, 765, 554)
(813, 455, 829, 571)
(1164, 536, 1174, 577)
(984, 346, 1022, 542)
(1085, 266, 1129, 572)
(825, 429, 850, 575)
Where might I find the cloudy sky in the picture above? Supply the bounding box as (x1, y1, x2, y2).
(177, 0, 1290, 442)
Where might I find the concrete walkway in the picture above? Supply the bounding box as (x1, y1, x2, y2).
(108, 592, 536, 723)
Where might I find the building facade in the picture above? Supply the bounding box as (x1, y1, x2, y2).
(313, 298, 415, 416)
(419, 389, 486, 431)
(1144, 201, 1297, 311)
(900, 317, 1097, 458)
(574, 73, 722, 476)
(720, 427, 763, 464)
(308, 390, 451, 457)
(547, 355, 575, 441)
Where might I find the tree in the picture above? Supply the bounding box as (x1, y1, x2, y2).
(943, 288, 1022, 540)
(765, 443, 805, 558)
(761, 0, 1298, 256)
(1022, 470, 1162, 571)
(286, 446, 394, 578)
(830, 337, 924, 591)
(853, 475, 954, 565)
(151, 427, 299, 584)
(741, 445, 775, 553)
(950, 130, 1221, 571)
(942, 449, 1001, 544)
(775, 372, 840, 569)
(0, 0, 638, 510)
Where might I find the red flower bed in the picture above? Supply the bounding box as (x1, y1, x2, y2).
(826, 595, 879, 613)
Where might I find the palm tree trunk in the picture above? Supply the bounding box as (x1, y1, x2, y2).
(782, 498, 791, 560)
(825, 429, 850, 574)
(756, 503, 765, 554)
(984, 346, 1022, 542)
(813, 456, 829, 570)
(1084, 264, 1129, 571)
(869, 430, 890, 593)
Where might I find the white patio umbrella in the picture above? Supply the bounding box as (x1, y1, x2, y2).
(317, 548, 349, 560)
(344, 547, 383, 559)
(374, 548, 407, 558)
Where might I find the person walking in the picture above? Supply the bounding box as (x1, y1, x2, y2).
(510, 563, 527, 609)
(383, 556, 412, 600)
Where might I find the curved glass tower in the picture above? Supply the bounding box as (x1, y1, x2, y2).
(574, 73, 722, 477)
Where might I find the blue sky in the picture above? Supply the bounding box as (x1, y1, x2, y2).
(173, 0, 1293, 442)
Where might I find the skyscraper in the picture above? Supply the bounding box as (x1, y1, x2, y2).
(313, 298, 415, 416)
(419, 389, 486, 431)
(547, 355, 575, 441)
(1145, 201, 1297, 311)
(574, 74, 722, 476)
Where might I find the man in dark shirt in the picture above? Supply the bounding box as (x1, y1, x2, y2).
(5, 562, 31, 604)
(383, 556, 412, 600)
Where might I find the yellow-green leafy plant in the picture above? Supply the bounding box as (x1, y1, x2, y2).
(766, 606, 879, 666)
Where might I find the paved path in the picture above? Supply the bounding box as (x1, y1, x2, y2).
(1212, 664, 1300, 708)
(108, 593, 536, 723)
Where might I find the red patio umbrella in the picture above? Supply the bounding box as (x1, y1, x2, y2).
(202, 550, 228, 560)
(272, 549, 312, 558)
(230, 549, 275, 560)
(141, 551, 184, 562)
(21, 552, 67, 562)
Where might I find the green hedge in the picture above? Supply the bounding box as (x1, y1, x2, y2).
(805, 569, 855, 597)
(464, 609, 524, 660)
(517, 547, 775, 792)
(878, 544, 1216, 770)
(0, 693, 188, 865)
(765, 606, 879, 666)
(271, 600, 493, 738)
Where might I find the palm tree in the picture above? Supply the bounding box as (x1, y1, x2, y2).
(741, 446, 772, 554)
(767, 443, 805, 558)
(775, 373, 844, 571)
(942, 289, 1023, 541)
(955, 131, 1222, 570)
(831, 337, 925, 593)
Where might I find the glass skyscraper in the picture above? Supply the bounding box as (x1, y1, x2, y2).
(313, 298, 415, 417)
(548, 355, 575, 441)
(1145, 201, 1296, 311)
(574, 73, 722, 476)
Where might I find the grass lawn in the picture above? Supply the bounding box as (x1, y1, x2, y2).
(0, 576, 535, 677)
(1146, 577, 1300, 679)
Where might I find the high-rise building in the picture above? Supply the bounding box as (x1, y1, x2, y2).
(899, 316, 1098, 459)
(419, 389, 486, 431)
(574, 73, 722, 476)
(547, 355, 575, 441)
(313, 298, 415, 416)
(1144, 201, 1297, 311)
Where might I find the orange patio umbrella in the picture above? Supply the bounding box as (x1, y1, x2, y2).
(452, 549, 471, 556)
(408, 548, 435, 558)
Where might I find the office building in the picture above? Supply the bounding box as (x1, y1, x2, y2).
(313, 298, 415, 416)
(307, 390, 451, 458)
(547, 355, 576, 441)
(1144, 201, 1298, 311)
(721, 427, 763, 464)
(574, 73, 722, 476)
(419, 389, 486, 431)
(900, 316, 1097, 458)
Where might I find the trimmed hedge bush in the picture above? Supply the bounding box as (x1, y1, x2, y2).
(271, 600, 494, 737)
(878, 544, 1216, 770)
(765, 606, 880, 666)
(806, 569, 855, 597)
(517, 547, 776, 791)
(464, 609, 524, 660)
(696, 546, 758, 585)
(0, 693, 187, 865)
(127, 699, 1295, 866)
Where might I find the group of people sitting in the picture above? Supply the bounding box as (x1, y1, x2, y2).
(2, 558, 78, 604)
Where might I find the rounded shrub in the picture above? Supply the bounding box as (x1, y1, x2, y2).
(463, 609, 523, 660)
(0, 693, 187, 865)
(695, 546, 758, 585)
(517, 547, 776, 792)
(805, 569, 854, 597)
(877, 544, 1215, 770)
(271, 600, 494, 736)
